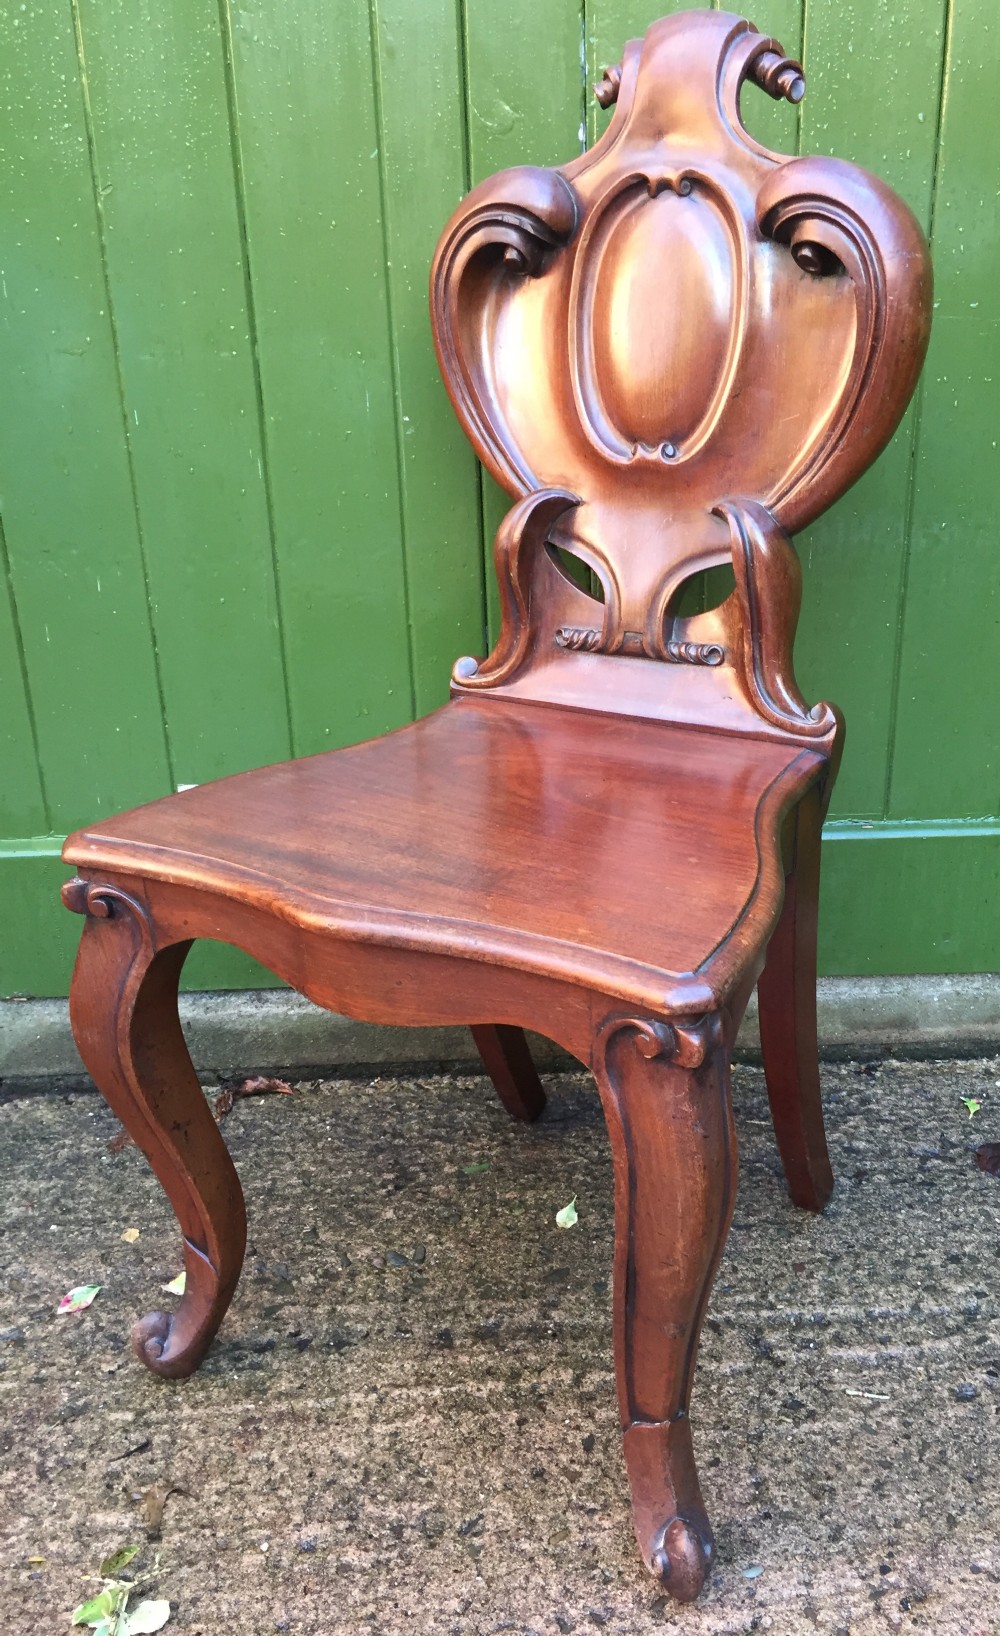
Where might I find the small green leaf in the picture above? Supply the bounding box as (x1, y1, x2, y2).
(963, 1097, 982, 1119)
(123, 1599, 171, 1633)
(160, 1271, 186, 1295)
(72, 1590, 115, 1626)
(461, 1162, 490, 1175)
(99, 1546, 140, 1578)
(555, 1196, 578, 1229)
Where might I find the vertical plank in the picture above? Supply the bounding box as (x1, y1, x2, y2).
(223, 0, 413, 754)
(794, 0, 948, 817)
(370, 0, 486, 711)
(466, 0, 584, 179)
(0, 0, 171, 826)
(74, 0, 292, 786)
(0, 851, 81, 997)
(465, 0, 584, 640)
(888, 0, 1000, 818)
(0, 517, 48, 836)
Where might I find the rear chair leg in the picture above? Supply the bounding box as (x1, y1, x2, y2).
(64, 878, 247, 1377)
(471, 1023, 546, 1121)
(593, 1011, 738, 1604)
(756, 786, 834, 1212)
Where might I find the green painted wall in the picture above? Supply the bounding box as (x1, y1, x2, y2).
(0, 0, 996, 997)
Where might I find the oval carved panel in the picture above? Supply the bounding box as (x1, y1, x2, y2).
(572, 176, 745, 466)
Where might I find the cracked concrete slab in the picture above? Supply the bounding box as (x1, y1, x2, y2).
(2, 1057, 1000, 1633)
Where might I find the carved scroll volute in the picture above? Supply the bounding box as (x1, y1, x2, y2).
(756, 156, 933, 535)
(452, 488, 581, 692)
(430, 166, 579, 497)
(714, 498, 837, 743)
(62, 877, 154, 948)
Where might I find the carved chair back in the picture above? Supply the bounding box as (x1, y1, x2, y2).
(431, 9, 932, 746)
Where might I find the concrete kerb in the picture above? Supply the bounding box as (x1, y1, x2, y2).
(1, 973, 998, 1093)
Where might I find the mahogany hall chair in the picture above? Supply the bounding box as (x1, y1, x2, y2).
(62, 10, 931, 1603)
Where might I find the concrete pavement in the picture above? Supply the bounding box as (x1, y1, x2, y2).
(3, 1057, 1000, 1633)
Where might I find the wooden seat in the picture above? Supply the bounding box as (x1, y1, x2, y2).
(65, 699, 823, 1012)
(61, 9, 931, 1605)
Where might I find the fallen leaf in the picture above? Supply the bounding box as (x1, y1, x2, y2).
(461, 1161, 490, 1174)
(963, 1097, 982, 1119)
(58, 1284, 101, 1315)
(555, 1196, 578, 1230)
(161, 1272, 186, 1296)
(99, 1544, 140, 1578)
(239, 1074, 294, 1096)
(124, 1599, 171, 1633)
(975, 1143, 1000, 1176)
(137, 1480, 183, 1539)
(72, 1590, 116, 1626)
(121, 1228, 141, 1244)
(214, 1075, 294, 1122)
(108, 1127, 135, 1155)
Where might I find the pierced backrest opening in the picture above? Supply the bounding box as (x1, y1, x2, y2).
(431, 9, 932, 744)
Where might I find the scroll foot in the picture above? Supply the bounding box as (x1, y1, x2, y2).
(130, 1237, 232, 1378)
(65, 880, 246, 1379)
(624, 1418, 714, 1603)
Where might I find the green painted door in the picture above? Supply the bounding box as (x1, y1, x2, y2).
(1, 0, 995, 995)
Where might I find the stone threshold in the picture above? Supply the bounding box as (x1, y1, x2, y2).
(2, 973, 998, 1093)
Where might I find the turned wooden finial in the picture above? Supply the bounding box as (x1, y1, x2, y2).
(594, 63, 622, 108)
(751, 49, 805, 103)
(597, 48, 803, 110)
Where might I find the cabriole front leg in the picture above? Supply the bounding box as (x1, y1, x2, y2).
(63, 878, 247, 1379)
(593, 1011, 737, 1604)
